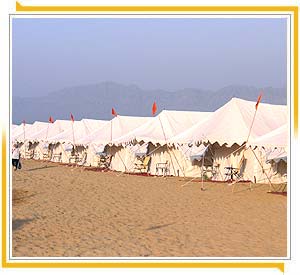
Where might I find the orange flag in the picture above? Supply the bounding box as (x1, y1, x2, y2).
(152, 101, 157, 116)
(49, 116, 54, 123)
(112, 108, 118, 117)
(70, 113, 74, 122)
(255, 92, 263, 110)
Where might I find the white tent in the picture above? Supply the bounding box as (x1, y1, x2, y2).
(46, 119, 108, 163)
(114, 110, 211, 145)
(26, 119, 72, 143)
(17, 121, 49, 142)
(169, 98, 287, 146)
(12, 123, 33, 143)
(81, 119, 108, 135)
(248, 124, 288, 183)
(79, 116, 151, 146)
(168, 98, 287, 181)
(22, 119, 74, 161)
(80, 115, 152, 168)
(12, 121, 49, 158)
(11, 124, 18, 131)
(48, 119, 107, 144)
(249, 124, 288, 150)
(12, 121, 49, 142)
(112, 110, 211, 176)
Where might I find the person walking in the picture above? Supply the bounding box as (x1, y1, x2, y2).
(12, 144, 21, 171)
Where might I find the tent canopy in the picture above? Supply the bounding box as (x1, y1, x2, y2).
(169, 98, 287, 147)
(12, 121, 48, 142)
(26, 119, 72, 142)
(113, 110, 211, 146)
(48, 119, 108, 144)
(249, 124, 287, 149)
(78, 115, 152, 146)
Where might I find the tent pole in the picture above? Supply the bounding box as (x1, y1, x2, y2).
(169, 145, 186, 177)
(60, 143, 69, 163)
(147, 143, 163, 155)
(45, 123, 50, 141)
(114, 117, 128, 173)
(181, 144, 210, 188)
(208, 144, 223, 181)
(201, 152, 205, 190)
(23, 123, 25, 142)
(71, 120, 78, 163)
(116, 149, 128, 173)
(109, 119, 113, 170)
(246, 109, 258, 143)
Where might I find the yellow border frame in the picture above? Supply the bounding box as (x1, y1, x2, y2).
(2, 2, 298, 272)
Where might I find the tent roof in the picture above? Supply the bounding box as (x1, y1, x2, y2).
(113, 110, 211, 145)
(249, 124, 288, 149)
(12, 121, 49, 142)
(26, 119, 72, 142)
(80, 119, 108, 133)
(78, 115, 152, 146)
(48, 119, 107, 144)
(169, 98, 287, 146)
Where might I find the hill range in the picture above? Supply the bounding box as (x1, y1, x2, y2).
(12, 82, 287, 124)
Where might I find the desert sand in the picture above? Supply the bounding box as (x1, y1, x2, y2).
(12, 159, 287, 257)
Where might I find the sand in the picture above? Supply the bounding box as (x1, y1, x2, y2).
(12, 159, 287, 257)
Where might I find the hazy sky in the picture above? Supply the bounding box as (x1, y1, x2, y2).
(12, 18, 287, 97)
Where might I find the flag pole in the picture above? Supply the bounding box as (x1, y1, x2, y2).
(70, 113, 76, 158)
(71, 121, 76, 157)
(246, 110, 258, 144)
(231, 93, 264, 192)
(23, 123, 25, 142)
(109, 109, 114, 171)
(45, 123, 50, 141)
(153, 101, 185, 178)
(72, 121, 75, 145)
(246, 93, 262, 144)
(20, 120, 26, 159)
(110, 119, 113, 143)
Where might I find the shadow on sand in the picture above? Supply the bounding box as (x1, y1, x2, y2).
(12, 189, 37, 205)
(12, 218, 34, 231)
(26, 165, 57, 172)
(146, 222, 176, 231)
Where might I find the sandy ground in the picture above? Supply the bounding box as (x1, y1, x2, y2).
(12, 159, 287, 257)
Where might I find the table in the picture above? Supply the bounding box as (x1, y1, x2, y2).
(52, 153, 62, 162)
(156, 162, 170, 176)
(224, 166, 239, 181)
(69, 154, 82, 164)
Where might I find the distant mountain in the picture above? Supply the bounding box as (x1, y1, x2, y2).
(12, 82, 287, 124)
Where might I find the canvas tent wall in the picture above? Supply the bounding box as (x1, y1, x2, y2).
(248, 124, 288, 183)
(112, 110, 212, 175)
(169, 98, 287, 181)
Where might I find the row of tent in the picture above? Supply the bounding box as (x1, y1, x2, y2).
(12, 98, 288, 183)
